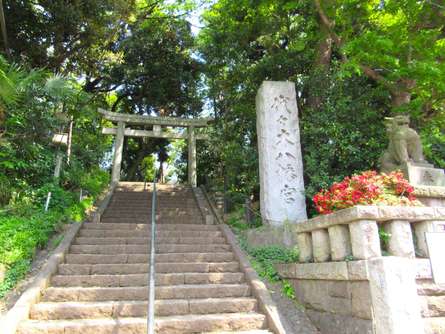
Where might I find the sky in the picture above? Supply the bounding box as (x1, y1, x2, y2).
(187, 1, 215, 36)
(189, 8, 204, 36)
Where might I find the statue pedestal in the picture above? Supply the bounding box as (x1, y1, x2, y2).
(403, 162, 445, 187)
(413, 186, 445, 207)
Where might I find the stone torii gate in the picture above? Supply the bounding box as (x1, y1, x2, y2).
(99, 109, 211, 187)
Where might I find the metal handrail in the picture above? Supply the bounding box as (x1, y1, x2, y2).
(147, 179, 157, 334)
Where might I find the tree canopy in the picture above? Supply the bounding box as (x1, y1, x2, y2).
(197, 0, 445, 211)
(0, 0, 444, 206)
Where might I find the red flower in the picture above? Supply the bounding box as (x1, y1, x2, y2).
(312, 170, 419, 215)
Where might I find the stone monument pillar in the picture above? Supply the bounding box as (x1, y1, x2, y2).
(256, 81, 307, 226)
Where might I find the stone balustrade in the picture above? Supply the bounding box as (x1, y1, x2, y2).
(276, 206, 445, 334)
(293, 206, 445, 263)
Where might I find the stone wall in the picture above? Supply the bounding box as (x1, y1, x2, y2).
(277, 261, 373, 333)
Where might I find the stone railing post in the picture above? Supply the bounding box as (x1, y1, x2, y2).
(349, 220, 381, 259)
(328, 225, 352, 261)
(296, 232, 313, 262)
(413, 220, 442, 257)
(384, 220, 415, 258)
(312, 229, 330, 262)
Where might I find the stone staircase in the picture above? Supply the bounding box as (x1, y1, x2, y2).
(418, 280, 445, 334)
(17, 183, 274, 333)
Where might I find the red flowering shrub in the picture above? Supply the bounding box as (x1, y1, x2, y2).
(313, 171, 421, 215)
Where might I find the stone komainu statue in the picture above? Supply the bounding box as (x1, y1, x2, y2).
(380, 115, 426, 173)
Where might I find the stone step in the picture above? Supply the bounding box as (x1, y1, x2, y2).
(107, 207, 200, 212)
(424, 317, 445, 334)
(58, 262, 240, 275)
(110, 196, 195, 200)
(102, 213, 202, 219)
(203, 331, 273, 334)
(102, 213, 202, 217)
(82, 223, 217, 230)
(109, 202, 198, 207)
(110, 202, 196, 205)
(155, 313, 267, 333)
(418, 283, 445, 296)
(73, 236, 227, 245)
(19, 313, 266, 334)
(109, 201, 193, 205)
(30, 298, 257, 320)
(77, 229, 223, 238)
(65, 252, 234, 264)
(201, 329, 273, 334)
(43, 286, 149, 302)
(104, 207, 202, 212)
(43, 284, 250, 302)
(52, 272, 245, 287)
(155, 284, 251, 300)
(17, 317, 147, 334)
(69, 244, 232, 254)
(103, 211, 201, 216)
(101, 215, 202, 221)
(421, 296, 445, 317)
(100, 218, 204, 224)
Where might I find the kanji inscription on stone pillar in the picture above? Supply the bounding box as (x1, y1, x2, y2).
(256, 81, 307, 225)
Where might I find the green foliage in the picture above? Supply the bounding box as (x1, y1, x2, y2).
(239, 231, 299, 282)
(247, 245, 299, 282)
(241, 237, 299, 300)
(34, 183, 76, 212)
(142, 155, 156, 182)
(0, 211, 61, 267)
(197, 0, 445, 217)
(379, 225, 391, 253)
(0, 259, 30, 299)
(281, 280, 296, 300)
(0, 55, 111, 299)
(3, 0, 134, 74)
(226, 206, 262, 231)
(0, 183, 106, 298)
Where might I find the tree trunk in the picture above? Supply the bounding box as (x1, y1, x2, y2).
(391, 90, 412, 107)
(307, 23, 333, 110)
(307, 0, 334, 111)
(0, 0, 10, 58)
(390, 79, 415, 108)
(127, 140, 148, 181)
(159, 158, 165, 183)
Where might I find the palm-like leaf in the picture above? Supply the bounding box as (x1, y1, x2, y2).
(0, 56, 47, 107)
(44, 74, 75, 101)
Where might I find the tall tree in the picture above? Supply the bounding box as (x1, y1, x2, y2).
(102, 1, 203, 180)
(2, 0, 134, 74)
(198, 0, 445, 210)
(314, 0, 445, 113)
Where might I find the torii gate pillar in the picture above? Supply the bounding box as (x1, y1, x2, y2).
(188, 126, 197, 187)
(111, 121, 125, 184)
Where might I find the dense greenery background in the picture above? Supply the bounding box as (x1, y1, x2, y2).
(0, 0, 444, 295)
